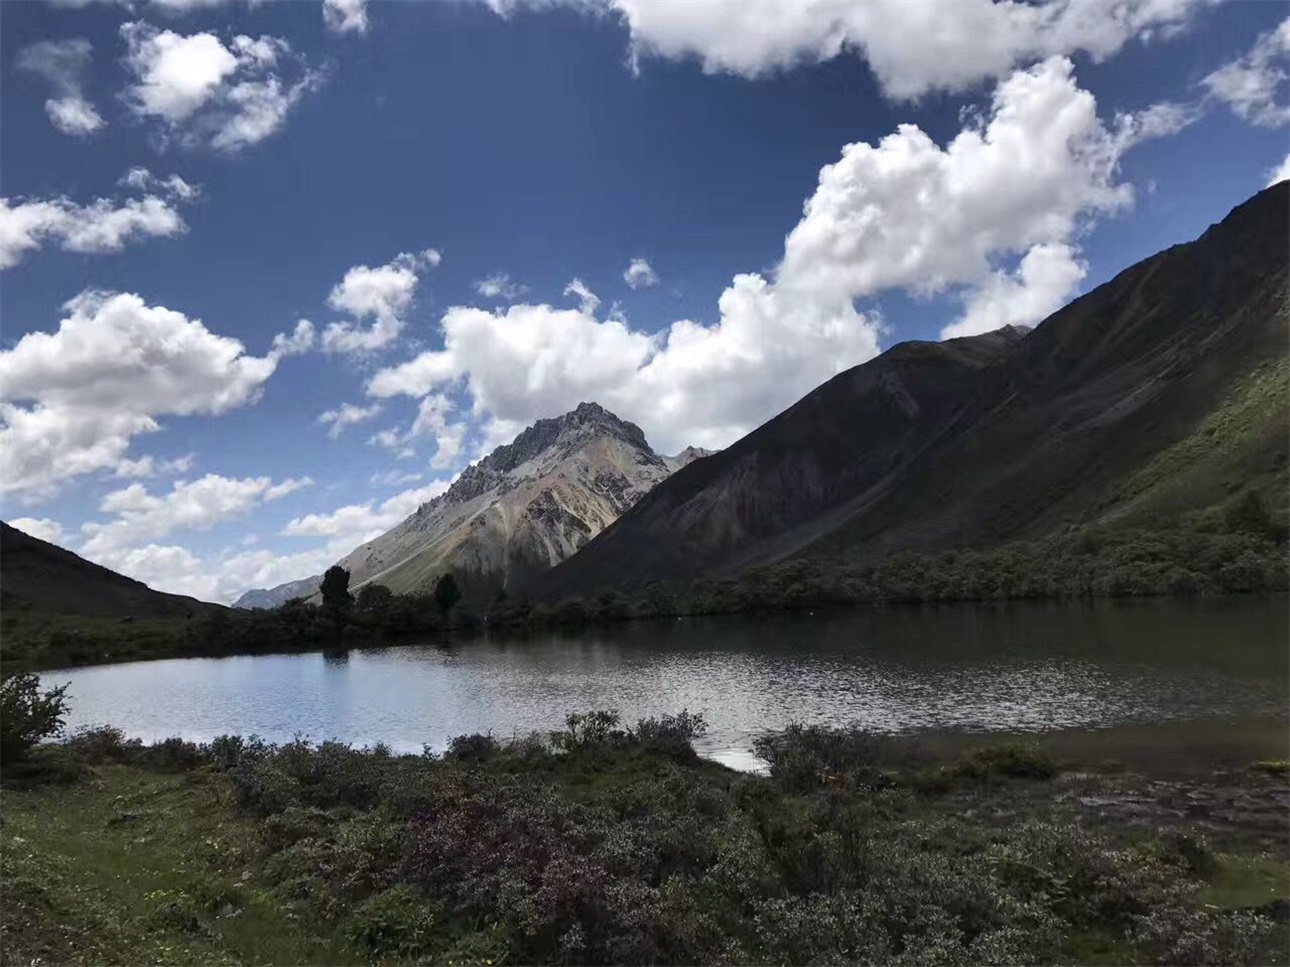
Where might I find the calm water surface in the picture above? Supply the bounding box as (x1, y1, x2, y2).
(43, 598, 1288, 769)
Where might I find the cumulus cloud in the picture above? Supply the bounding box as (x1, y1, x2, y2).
(10, 517, 65, 545)
(0, 188, 190, 270)
(473, 272, 528, 301)
(1202, 18, 1290, 128)
(369, 58, 1155, 453)
(16, 38, 105, 136)
(1267, 153, 1290, 187)
(493, 0, 1206, 99)
(281, 479, 451, 542)
(322, 249, 441, 353)
(941, 243, 1085, 339)
(0, 292, 279, 497)
(323, 0, 369, 34)
(121, 21, 322, 152)
(114, 452, 196, 478)
(80, 540, 328, 604)
(563, 278, 601, 314)
(270, 319, 317, 358)
(103, 475, 451, 603)
(318, 402, 383, 439)
(118, 166, 201, 201)
(80, 472, 311, 559)
(623, 257, 659, 288)
(366, 393, 464, 468)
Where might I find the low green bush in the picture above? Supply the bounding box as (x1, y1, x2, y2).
(0, 671, 69, 762)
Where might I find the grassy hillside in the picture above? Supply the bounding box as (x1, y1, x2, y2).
(1097, 355, 1289, 533)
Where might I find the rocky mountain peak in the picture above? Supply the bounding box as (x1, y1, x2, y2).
(416, 402, 659, 514)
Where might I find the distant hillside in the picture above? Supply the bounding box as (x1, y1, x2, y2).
(322, 403, 708, 602)
(0, 521, 219, 619)
(233, 575, 321, 610)
(542, 183, 1289, 599)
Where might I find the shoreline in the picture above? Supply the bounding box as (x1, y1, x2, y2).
(15, 588, 1289, 674)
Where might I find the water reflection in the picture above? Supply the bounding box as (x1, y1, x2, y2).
(43, 597, 1288, 762)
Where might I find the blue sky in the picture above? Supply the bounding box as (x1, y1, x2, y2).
(2, 0, 1287, 602)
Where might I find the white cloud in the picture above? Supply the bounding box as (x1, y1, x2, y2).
(101, 474, 451, 603)
(366, 393, 465, 469)
(281, 479, 451, 542)
(1202, 18, 1290, 128)
(121, 21, 322, 152)
(473, 272, 528, 301)
(0, 193, 188, 270)
(370, 469, 422, 488)
(270, 319, 317, 358)
(75, 538, 333, 604)
(322, 249, 441, 353)
(941, 243, 1085, 339)
(16, 38, 105, 137)
(114, 452, 196, 478)
(1111, 99, 1203, 150)
(10, 517, 65, 545)
(118, 166, 202, 201)
(623, 257, 659, 288)
(323, 0, 369, 34)
(81, 473, 311, 558)
(1267, 154, 1290, 187)
(561, 0, 1206, 99)
(563, 278, 601, 314)
(318, 402, 383, 439)
(370, 57, 1151, 453)
(0, 291, 279, 497)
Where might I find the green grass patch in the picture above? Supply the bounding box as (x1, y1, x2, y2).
(1200, 855, 1290, 911)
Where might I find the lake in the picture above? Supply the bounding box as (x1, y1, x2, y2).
(41, 597, 1289, 770)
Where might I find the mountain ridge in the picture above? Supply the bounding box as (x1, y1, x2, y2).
(539, 182, 1290, 599)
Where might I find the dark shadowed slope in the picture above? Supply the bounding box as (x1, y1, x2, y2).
(0, 522, 219, 618)
(542, 182, 1289, 598)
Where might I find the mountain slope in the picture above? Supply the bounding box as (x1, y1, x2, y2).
(233, 575, 322, 610)
(332, 403, 690, 600)
(0, 521, 219, 619)
(542, 183, 1289, 598)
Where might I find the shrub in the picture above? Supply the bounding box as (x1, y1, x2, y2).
(550, 709, 624, 752)
(952, 740, 1058, 781)
(0, 672, 70, 762)
(446, 732, 500, 764)
(63, 724, 142, 763)
(343, 884, 441, 960)
(753, 723, 887, 793)
(633, 710, 708, 759)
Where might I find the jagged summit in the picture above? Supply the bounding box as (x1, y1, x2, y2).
(327, 402, 692, 601)
(421, 403, 660, 513)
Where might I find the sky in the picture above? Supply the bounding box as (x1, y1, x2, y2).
(2, 0, 1287, 604)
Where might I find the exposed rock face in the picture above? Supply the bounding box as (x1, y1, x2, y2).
(663, 447, 716, 473)
(331, 403, 690, 600)
(233, 575, 322, 610)
(541, 183, 1290, 598)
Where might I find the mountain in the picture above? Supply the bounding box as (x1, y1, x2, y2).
(663, 447, 716, 473)
(233, 575, 322, 610)
(330, 402, 700, 601)
(0, 521, 220, 619)
(541, 183, 1290, 598)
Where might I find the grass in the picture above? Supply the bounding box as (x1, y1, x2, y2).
(2, 759, 354, 965)
(1104, 356, 1290, 530)
(1200, 854, 1290, 911)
